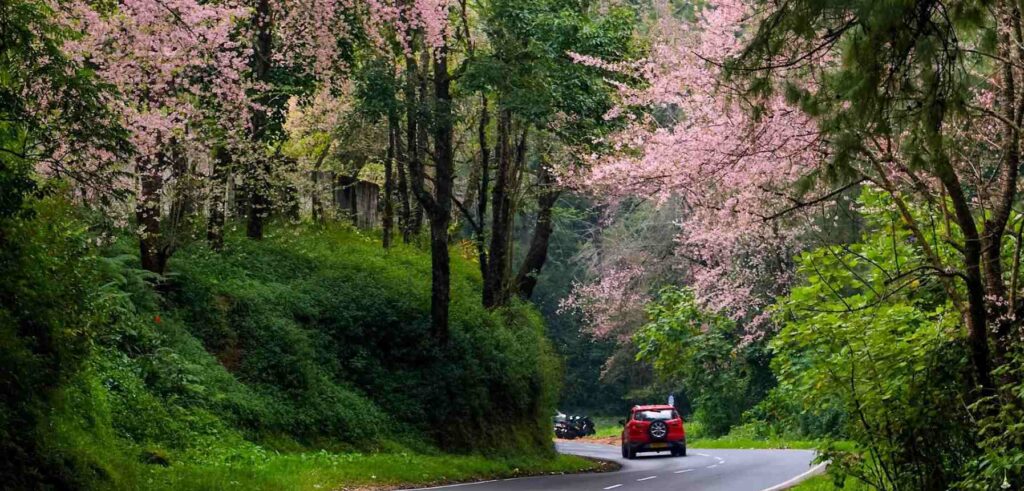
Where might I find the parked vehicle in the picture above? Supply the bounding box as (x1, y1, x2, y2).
(552, 412, 596, 439)
(620, 405, 686, 459)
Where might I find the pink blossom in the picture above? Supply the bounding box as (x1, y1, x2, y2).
(564, 0, 826, 339)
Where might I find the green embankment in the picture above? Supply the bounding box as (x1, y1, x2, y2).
(586, 418, 819, 449)
(790, 474, 867, 490)
(1, 198, 595, 490)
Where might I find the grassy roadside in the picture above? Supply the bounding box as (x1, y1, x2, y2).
(790, 474, 867, 490)
(140, 451, 609, 490)
(579, 418, 820, 450)
(688, 436, 818, 450)
(589, 417, 624, 438)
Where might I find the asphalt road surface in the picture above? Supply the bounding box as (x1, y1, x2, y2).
(404, 442, 822, 491)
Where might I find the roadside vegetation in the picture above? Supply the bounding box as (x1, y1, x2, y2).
(2, 198, 582, 489)
(8, 0, 1024, 489)
(581, 418, 820, 450)
(2, 0, 636, 487)
(792, 475, 868, 491)
(548, 1, 1024, 490)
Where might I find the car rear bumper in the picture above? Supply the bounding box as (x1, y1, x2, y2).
(627, 438, 686, 453)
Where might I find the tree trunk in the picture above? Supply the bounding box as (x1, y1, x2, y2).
(405, 46, 454, 342)
(396, 113, 412, 243)
(985, 3, 1021, 363)
(413, 49, 429, 237)
(428, 214, 451, 341)
(933, 140, 995, 392)
(514, 163, 559, 300)
(429, 47, 455, 342)
(475, 95, 490, 281)
(246, 0, 272, 240)
(207, 146, 230, 251)
(311, 171, 323, 223)
(137, 154, 167, 274)
(483, 109, 514, 307)
(405, 53, 425, 239)
(383, 113, 397, 249)
(484, 111, 528, 308)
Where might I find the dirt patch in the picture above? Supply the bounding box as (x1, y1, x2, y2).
(555, 436, 619, 446)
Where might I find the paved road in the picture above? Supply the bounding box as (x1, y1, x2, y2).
(404, 442, 821, 491)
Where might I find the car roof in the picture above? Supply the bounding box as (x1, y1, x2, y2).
(631, 404, 675, 411)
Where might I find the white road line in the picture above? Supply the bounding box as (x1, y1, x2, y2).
(673, 469, 694, 474)
(706, 464, 718, 469)
(719, 460, 726, 464)
(715, 457, 724, 462)
(401, 480, 499, 490)
(696, 452, 710, 457)
(760, 462, 828, 491)
(603, 485, 623, 490)
(637, 476, 657, 481)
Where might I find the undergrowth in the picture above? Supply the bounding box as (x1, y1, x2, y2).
(2, 198, 571, 490)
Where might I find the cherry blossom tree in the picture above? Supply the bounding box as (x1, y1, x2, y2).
(67, 0, 251, 272)
(563, 0, 825, 340)
(3, 0, 126, 220)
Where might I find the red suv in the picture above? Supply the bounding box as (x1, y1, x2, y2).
(620, 405, 686, 459)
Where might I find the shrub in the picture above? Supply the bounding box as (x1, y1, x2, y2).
(0, 197, 136, 488)
(770, 189, 977, 490)
(633, 287, 773, 437)
(4, 207, 561, 488)
(162, 224, 560, 454)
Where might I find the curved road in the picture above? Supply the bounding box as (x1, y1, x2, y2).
(405, 442, 821, 491)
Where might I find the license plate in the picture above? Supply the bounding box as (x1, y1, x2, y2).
(649, 442, 668, 449)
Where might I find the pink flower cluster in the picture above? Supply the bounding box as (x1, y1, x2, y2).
(560, 265, 649, 339)
(67, 0, 252, 162)
(363, 0, 452, 53)
(565, 0, 825, 338)
(273, 0, 357, 83)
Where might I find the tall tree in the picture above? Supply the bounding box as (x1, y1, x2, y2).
(365, 0, 461, 339)
(71, 0, 250, 273)
(514, 161, 559, 299)
(464, 0, 637, 307)
(731, 0, 1024, 392)
(422, 44, 457, 340)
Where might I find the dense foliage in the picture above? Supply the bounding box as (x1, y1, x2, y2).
(635, 288, 773, 437)
(10, 0, 1024, 489)
(770, 190, 977, 489)
(567, 1, 1024, 489)
(1, 196, 561, 489)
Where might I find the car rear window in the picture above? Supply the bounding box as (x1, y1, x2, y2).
(634, 409, 678, 421)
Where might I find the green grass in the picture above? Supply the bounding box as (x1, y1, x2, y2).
(688, 436, 819, 449)
(143, 451, 604, 490)
(9, 216, 578, 490)
(790, 474, 868, 490)
(589, 417, 623, 438)
(583, 417, 823, 449)
(684, 421, 828, 450)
